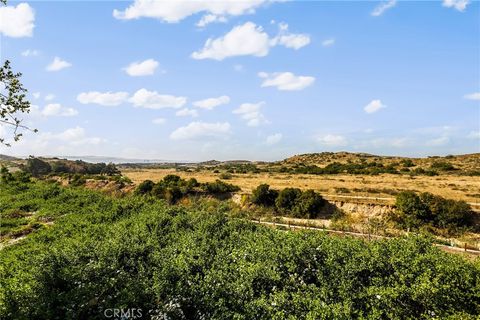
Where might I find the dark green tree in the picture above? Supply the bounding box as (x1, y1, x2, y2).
(251, 184, 278, 206)
(24, 157, 52, 177)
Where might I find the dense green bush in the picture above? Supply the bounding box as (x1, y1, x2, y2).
(292, 189, 325, 219)
(202, 179, 240, 194)
(275, 187, 302, 211)
(135, 180, 155, 195)
(68, 174, 86, 187)
(24, 157, 51, 177)
(251, 184, 326, 219)
(394, 191, 475, 232)
(0, 181, 479, 319)
(430, 161, 456, 171)
(135, 176, 240, 203)
(251, 184, 278, 206)
(23, 157, 121, 176)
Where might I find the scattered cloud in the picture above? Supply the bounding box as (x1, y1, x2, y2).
(258, 72, 315, 91)
(170, 121, 231, 140)
(32, 92, 41, 99)
(426, 136, 450, 146)
(196, 14, 227, 27)
(321, 38, 335, 47)
(265, 133, 282, 145)
(77, 91, 129, 106)
(467, 131, 480, 139)
(442, 0, 469, 12)
(46, 57, 72, 72)
(371, 0, 396, 16)
(192, 22, 269, 60)
(317, 134, 348, 146)
(464, 92, 480, 101)
(0, 3, 35, 38)
(39, 126, 104, 147)
(44, 94, 55, 101)
(41, 103, 78, 117)
(176, 108, 199, 117)
(364, 99, 386, 114)
(193, 95, 230, 110)
(21, 49, 39, 57)
(123, 59, 160, 77)
(113, 0, 277, 25)
(129, 88, 187, 109)
(192, 21, 309, 60)
(152, 118, 166, 125)
(362, 137, 408, 149)
(271, 22, 310, 50)
(233, 102, 268, 127)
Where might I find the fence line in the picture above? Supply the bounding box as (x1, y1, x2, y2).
(250, 218, 480, 255)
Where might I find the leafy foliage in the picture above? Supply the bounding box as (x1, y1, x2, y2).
(251, 184, 279, 206)
(251, 184, 326, 219)
(135, 175, 239, 204)
(0, 180, 479, 319)
(394, 191, 476, 232)
(0, 60, 36, 146)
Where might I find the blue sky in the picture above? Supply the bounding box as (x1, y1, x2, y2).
(0, 0, 479, 161)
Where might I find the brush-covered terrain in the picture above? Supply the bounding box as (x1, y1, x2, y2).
(0, 173, 479, 319)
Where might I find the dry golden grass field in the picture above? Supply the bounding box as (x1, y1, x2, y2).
(123, 168, 480, 205)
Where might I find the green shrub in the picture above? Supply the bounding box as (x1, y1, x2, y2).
(135, 180, 155, 195)
(275, 187, 301, 211)
(251, 184, 278, 206)
(69, 174, 86, 187)
(202, 180, 240, 194)
(24, 157, 51, 177)
(0, 181, 479, 319)
(219, 172, 233, 180)
(394, 191, 475, 232)
(430, 161, 456, 171)
(292, 189, 325, 219)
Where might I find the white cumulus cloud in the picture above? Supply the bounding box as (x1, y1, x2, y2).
(77, 91, 129, 106)
(364, 99, 386, 114)
(258, 72, 315, 91)
(129, 88, 186, 109)
(41, 104, 78, 117)
(371, 0, 396, 16)
(265, 133, 282, 145)
(176, 108, 199, 117)
(170, 121, 231, 140)
(464, 92, 480, 100)
(0, 3, 35, 38)
(442, 0, 469, 11)
(233, 102, 268, 127)
(46, 57, 72, 72)
(193, 95, 230, 110)
(196, 14, 227, 27)
(317, 134, 348, 146)
(113, 0, 277, 24)
(192, 21, 309, 60)
(123, 59, 160, 76)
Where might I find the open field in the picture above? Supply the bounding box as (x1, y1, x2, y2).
(123, 168, 480, 204)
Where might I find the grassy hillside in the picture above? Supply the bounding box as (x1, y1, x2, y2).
(280, 152, 480, 174)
